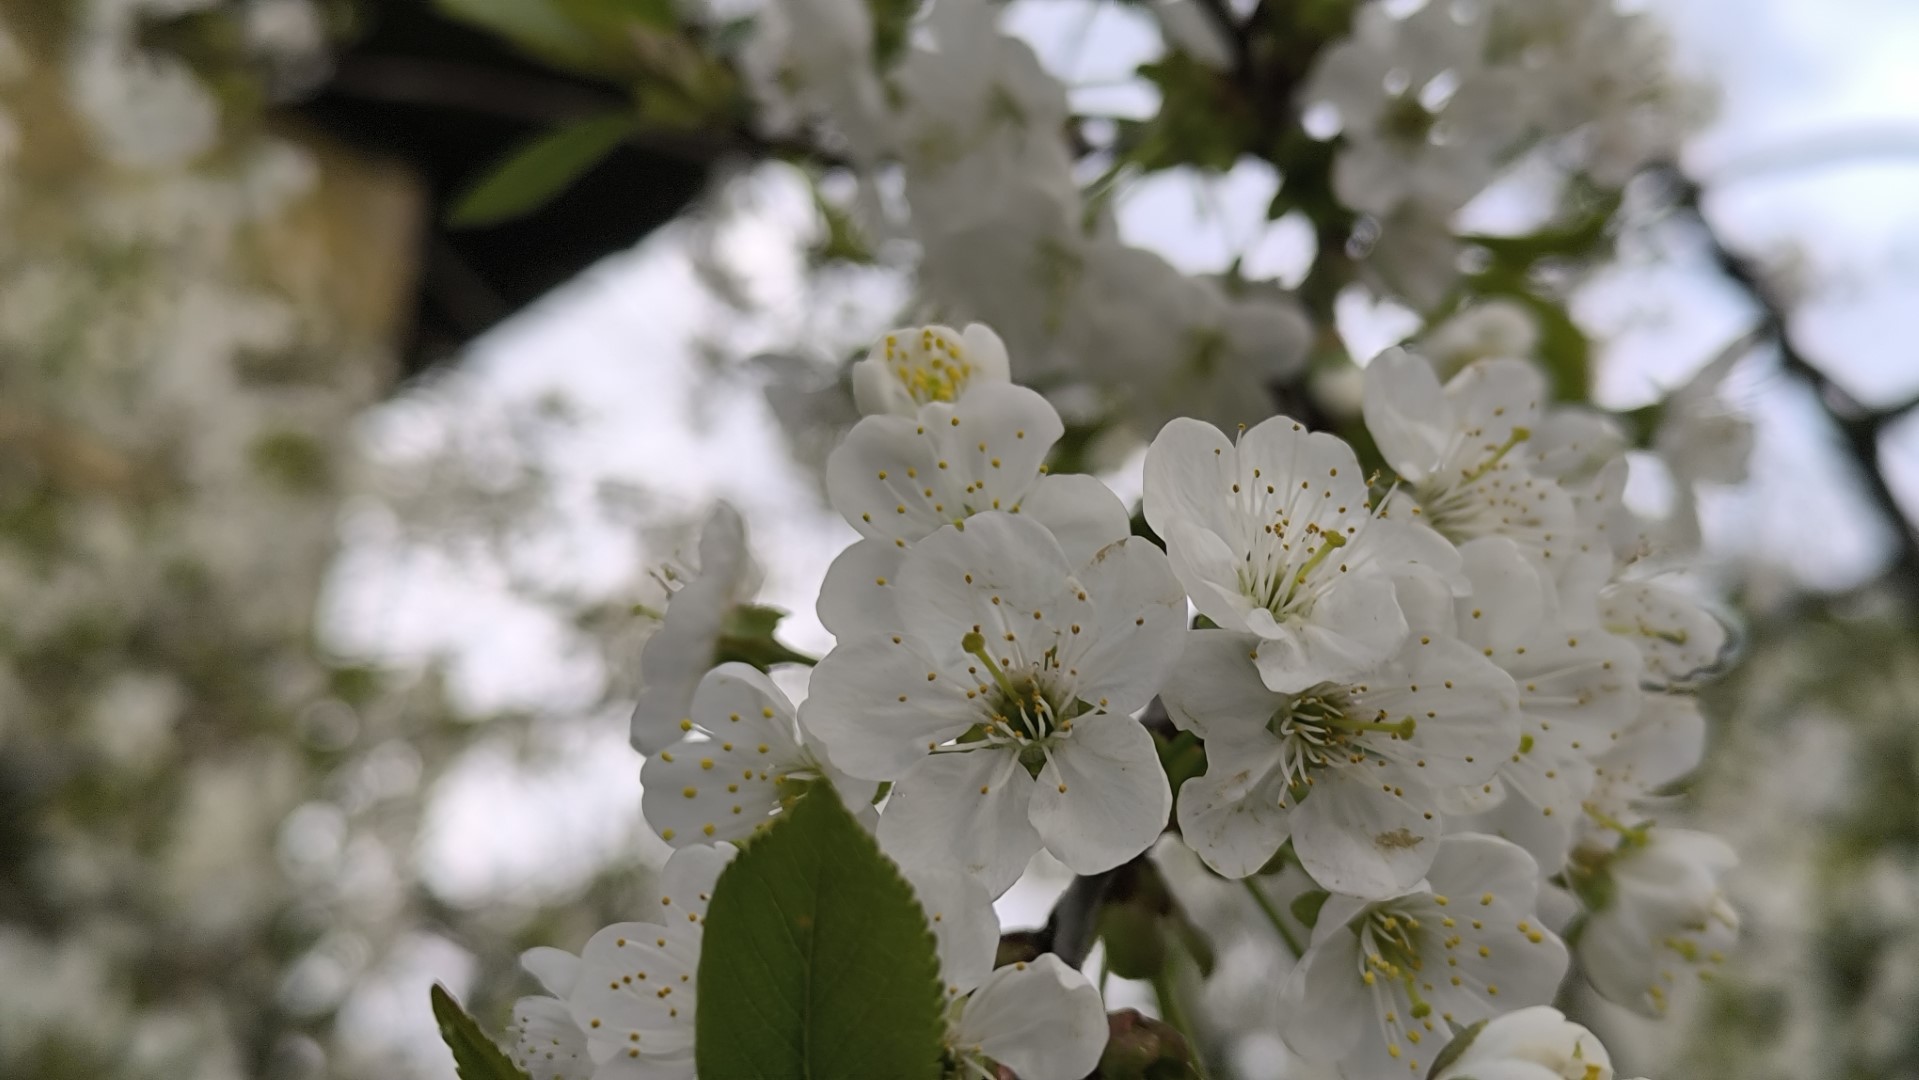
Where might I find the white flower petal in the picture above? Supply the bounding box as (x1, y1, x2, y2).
(1446, 359, 1549, 448)
(1455, 537, 1546, 651)
(825, 413, 951, 543)
(1599, 580, 1729, 687)
(1016, 472, 1131, 564)
(1166, 518, 1259, 632)
(816, 537, 905, 638)
(953, 955, 1107, 1080)
(896, 512, 1077, 666)
(521, 947, 581, 998)
(1142, 416, 1240, 544)
(878, 748, 1040, 897)
(1253, 575, 1408, 692)
(1174, 736, 1292, 878)
(961, 323, 1011, 383)
(511, 996, 588, 1080)
(1066, 536, 1189, 715)
(923, 383, 1063, 515)
(1422, 833, 1542, 909)
(1290, 767, 1440, 899)
(1031, 717, 1172, 876)
(631, 504, 758, 755)
(1160, 629, 1283, 741)
(900, 864, 1001, 999)
(803, 635, 980, 779)
(1276, 925, 1368, 1064)
(570, 923, 700, 1054)
(1363, 348, 1454, 480)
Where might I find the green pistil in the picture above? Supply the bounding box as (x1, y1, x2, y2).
(1459, 426, 1532, 485)
(962, 631, 1020, 702)
(1293, 529, 1347, 586)
(1605, 622, 1690, 645)
(1584, 804, 1652, 849)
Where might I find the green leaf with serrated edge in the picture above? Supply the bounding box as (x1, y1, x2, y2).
(695, 784, 945, 1080)
(430, 984, 533, 1080)
(434, 0, 626, 76)
(449, 114, 637, 228)
(1425, 1018, 1487, 1079)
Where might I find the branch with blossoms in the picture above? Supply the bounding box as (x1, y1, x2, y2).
(432, 316, 1739, 1080)
(407, 0, 1764, 1077)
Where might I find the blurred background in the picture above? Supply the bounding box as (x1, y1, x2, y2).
(1, 0, 1916, 1078)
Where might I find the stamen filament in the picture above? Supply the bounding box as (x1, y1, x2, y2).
(1459, 426, 1532, 485)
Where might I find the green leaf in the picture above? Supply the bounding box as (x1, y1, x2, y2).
(553, 0, 680, 35)
(695, 784, 946, 1080)
(1425, 1017, 1488, 1079)
(434, 0, 626, 76)
(1289, 888, 1329, 929)
(429, 984, 533, 1080)
(867, 0, 919, 66)
(449, 114, 637, 228)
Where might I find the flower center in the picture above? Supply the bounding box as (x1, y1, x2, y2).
(1266, 684, 1415, 799)
(1238, 522, 1348, 616)
(885, 329, 975, 405)
(1414, 425, 1532, 542)
(1358, 907, 1437, 1019)
(960, 631, 1085, 776)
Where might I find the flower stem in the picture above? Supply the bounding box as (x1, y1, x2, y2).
(1243, 878, 1305, 957)
(1149, 959, 1210, 1080)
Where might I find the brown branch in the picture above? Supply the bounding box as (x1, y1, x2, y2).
(1659, 166, 1919, 603)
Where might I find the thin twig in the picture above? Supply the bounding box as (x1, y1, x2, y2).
(1242, 877, 1304, 957)
(1659, 165, 1919, 604)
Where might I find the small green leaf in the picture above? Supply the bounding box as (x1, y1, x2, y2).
(1425, 1017, 1488, 1079)
(867, 0, 919, 66)
(434, 0, 626, 76)
(429, 984, 532, 1080)
(449, 114, 637, 228)
(553, 0, 680, 35)
(1289, 888, 1329, 929)
(696, 784, 946, 1080)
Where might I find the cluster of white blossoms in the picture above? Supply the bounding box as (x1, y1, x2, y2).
(735, 0, 1693, 430)
(1303, 0, 1694, 307)
(539, 320, 1745, 1079)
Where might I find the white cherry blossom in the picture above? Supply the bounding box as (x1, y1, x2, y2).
(804, 512, 1186, 895)
(1306, 1, 1524, 219)
(1431, 1005, 1636, 1080)
(911, 856, 1106, 1080)
(640, 663, 874, 848)
(564, 845, 736, 1078)
(630, 503, 764, 755)
(1598, 580, 1730, 688)
(819, 371, 1127, 637)
(944, 954, 1108, 1080)
(1163, 628, 1518, 897)
(736, 0, 890, 161)
(1422, 539, 1643, 859)
(1582, 691, 1707, 825)
(850, 323, 1012, 419)
(1278, 834, 1570, 1079)
(1573, 827, 1738, 1018)
(1143, 414, 1460, 693)
(1363, 351, 1585, 566)
(509, 947, 589, 1080)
